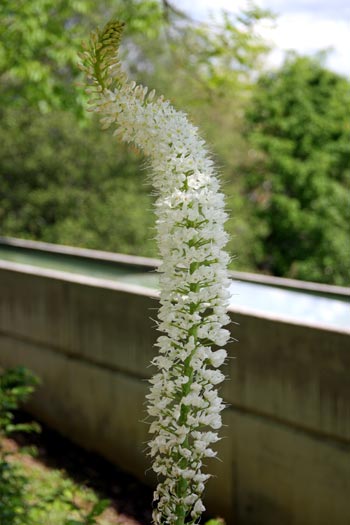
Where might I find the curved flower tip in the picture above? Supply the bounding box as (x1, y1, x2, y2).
(78, 20, 125, 92)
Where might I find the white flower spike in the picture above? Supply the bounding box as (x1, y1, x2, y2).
(79, 20, 231, 525)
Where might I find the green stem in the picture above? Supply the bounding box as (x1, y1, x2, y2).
(174, 324, 198, 524)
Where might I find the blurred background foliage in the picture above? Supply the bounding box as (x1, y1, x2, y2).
(0, 0, 348, 284)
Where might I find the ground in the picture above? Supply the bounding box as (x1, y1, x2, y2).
(3, 412, 153, 525)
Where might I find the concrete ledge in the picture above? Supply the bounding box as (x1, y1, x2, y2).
(0, 259, 159, 298)
(0, 236, 160, 269)
(1, 236, 349, 298)
(229, 270, 350, 298)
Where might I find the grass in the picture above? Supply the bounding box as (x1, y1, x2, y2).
(4, 431, 225, 525)
(3, 436, 124, 525)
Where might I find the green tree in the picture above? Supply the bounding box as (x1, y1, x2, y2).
(243, 54, 350, 285)
(0, 0, 165, 115)
(0, 108, 156, 256)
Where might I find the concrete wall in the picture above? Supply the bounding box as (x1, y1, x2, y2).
(0, 260, 350, 524)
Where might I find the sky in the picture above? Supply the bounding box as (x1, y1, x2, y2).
(173, 0, 350, 76)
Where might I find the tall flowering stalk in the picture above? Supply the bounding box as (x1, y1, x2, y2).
(79, 20, 231, 525)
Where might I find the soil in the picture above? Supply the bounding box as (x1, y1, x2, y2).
(7, 412, 153, 525)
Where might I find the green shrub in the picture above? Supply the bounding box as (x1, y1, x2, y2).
(0, 367, 40, 525)
(244, 55, 350, 285)
(0, 366, 109, 525)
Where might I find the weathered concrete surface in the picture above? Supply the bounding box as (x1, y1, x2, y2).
(0, 337, 151, 479)
(0, 235, 160, 269)
(225, 311, 350, 442)
(0, 264, 158, 374)
(1, 262, 350, 524)
(225, 409, 350, 525)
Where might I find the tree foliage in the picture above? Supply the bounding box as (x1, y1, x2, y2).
(0, 108, 156, 256)
(0, 0, 166, 115)
(1, 0, 347, 284)
(244, 54, 350, 285)
(0, 0, 273, 270)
